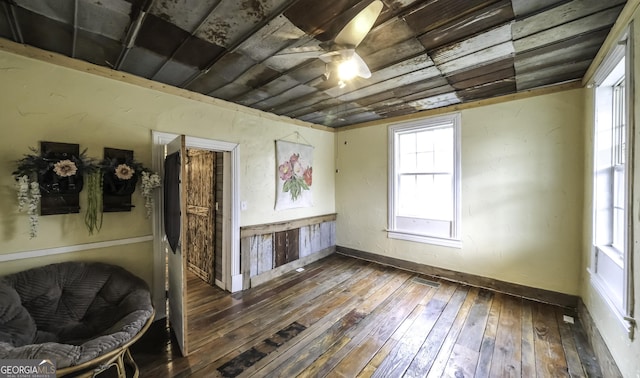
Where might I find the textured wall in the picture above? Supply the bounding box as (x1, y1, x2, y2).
(336, 88, 585, 295)
(0, 49, 335, 284)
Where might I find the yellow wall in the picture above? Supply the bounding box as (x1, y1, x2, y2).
(580, 6, 640, 377)
(0, 49, 335, 285)
(336, 88, 585, 295)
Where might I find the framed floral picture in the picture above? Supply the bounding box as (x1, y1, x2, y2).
(275, 140, 313, 210)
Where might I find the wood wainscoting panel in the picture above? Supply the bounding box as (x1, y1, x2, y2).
(241, 214, 337, 287)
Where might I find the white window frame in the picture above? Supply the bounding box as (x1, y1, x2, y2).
(590, 26, 635, 338)
(388, 113, 462, 248)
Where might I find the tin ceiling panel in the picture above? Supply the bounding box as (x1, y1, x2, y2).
(403, 0, 501, 35)
(514, 29, 609, 76)
(193, 0, 293, 47)
(284, 0, 364, 40)
(12, 0, 74, 23)
(513, 5, 624, 53)
(235, 15, 307, 63)
(510, 0, 564, 18)
(118, 47, 168, 78)
(12, 6, 72, 56)
(74, 29, 122, 66)
(254, 84, 318, 111)
(0, 6, 11, 38)
(152, 60, 200, 87)
(448, 58, 515, 90)
(1, 0, 626, 127)
(76, 0, 131, 41)
(149, 0, 223, 32)
(418, 0, 514, 51)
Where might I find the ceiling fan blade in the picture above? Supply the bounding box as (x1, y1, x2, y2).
(319, 50, 343, 63)
(334, 0, 383, 48)
(352, 52, 372, 79)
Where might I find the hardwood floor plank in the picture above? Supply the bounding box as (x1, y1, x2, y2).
(571, 315, 605, 377)
(148, 258, 367, 377)
(489, 293, 522, 377)
(239, 267, 414, 376)
(371, 282, 458, 377)
(556, 308, 587, 378)
(358, 281, 444, 377)
(424, 287, 480, 378)
(404, 285, 471, 377)
(445, 344, 480, 378)
(271, 308, 367, 377)
(533, 301, 570, 377)
(521, 299, 536, 377)
(442, 289, 493, 377)
(198, 262, 385, 370)
(311, 279, 437, 377)
(328, 278, 439, 377)
(258, 269, 403, 377)
(187, 262, 361, 353)
(130, 255, 605, 378)
(474, 292, 503, 377)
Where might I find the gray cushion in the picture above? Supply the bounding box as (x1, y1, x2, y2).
(0, 262, 153, 368)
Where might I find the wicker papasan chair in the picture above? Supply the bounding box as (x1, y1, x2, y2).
(0, 261, 154, 377)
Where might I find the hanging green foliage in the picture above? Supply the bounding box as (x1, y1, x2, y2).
(84, 170, 103, 235)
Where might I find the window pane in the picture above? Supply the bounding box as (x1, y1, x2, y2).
(398, 174, 452, 220)
(613, 208, 625, 251)
(399, 133, 416, 172)
(415, 151, 434, 172)
(612, 166, 625, 251)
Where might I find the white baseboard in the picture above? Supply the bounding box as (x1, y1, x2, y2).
(0, 235, 154, 263)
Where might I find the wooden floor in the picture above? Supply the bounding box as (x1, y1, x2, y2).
(131, 254, 602, 377)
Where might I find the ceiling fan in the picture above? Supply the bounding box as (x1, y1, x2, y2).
(273, 1, 384, 87)
(317, 0, 384, 85)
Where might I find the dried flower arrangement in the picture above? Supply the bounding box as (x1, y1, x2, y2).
(12, 146, 162, 238)
(13, 147, 97, 238)
(100, 156, 161, 217)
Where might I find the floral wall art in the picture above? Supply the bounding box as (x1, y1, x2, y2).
(275, 140, 314, 211)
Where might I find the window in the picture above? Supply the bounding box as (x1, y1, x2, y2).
(591, 28, 633, 332)
(388, 113, 461, 247)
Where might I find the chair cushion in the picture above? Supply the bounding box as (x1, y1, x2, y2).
(0, 262, 153, 368)
(0, 283, 36, 347)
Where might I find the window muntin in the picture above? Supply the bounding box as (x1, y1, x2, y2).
(388, 114, 461, 247)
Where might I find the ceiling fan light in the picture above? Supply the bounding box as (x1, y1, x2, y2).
(337, 58, 358, 81)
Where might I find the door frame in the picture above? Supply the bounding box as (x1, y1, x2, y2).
(152, 131, 242, 318)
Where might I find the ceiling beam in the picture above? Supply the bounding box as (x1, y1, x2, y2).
(3, 2, 23, 44)
(71, 0, 78, 58)
(114, 0, 156, 70)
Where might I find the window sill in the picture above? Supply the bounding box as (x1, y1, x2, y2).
(387, 230, 462, 248)
(587, 268, 634, 339)
(596, 245, 624, 268)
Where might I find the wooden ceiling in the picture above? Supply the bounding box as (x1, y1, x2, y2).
(0, 0, 625, 127)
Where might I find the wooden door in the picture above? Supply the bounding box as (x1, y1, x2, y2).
(165, 135, 189, 356)
(185, 149, 216, 285)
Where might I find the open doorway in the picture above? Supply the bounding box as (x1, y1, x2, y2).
(184, 148, 224, 288)
(151, 132, 241, 356)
